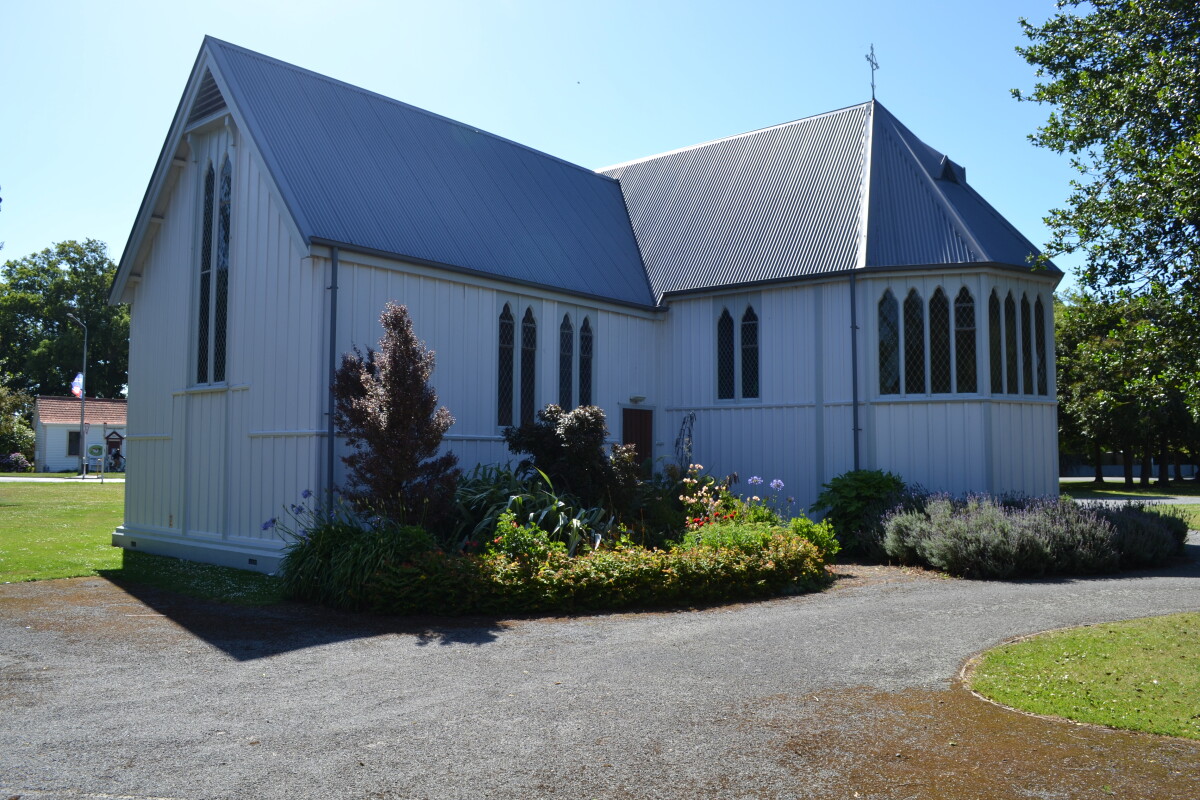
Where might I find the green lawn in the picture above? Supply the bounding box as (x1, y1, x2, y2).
(0, 471, 79, 478)
(0, 482, 282, 605)
(1060, 478, 1200, 500)
(971, 613, 1200, 740)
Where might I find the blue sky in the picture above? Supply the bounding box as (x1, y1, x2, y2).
(0, 0, 1080, 292)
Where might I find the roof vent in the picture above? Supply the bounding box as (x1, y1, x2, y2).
(937, 155, 964, 184)
(187, 70, 227, 125)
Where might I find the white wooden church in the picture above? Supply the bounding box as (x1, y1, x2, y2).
(110, 38, 1060, 572)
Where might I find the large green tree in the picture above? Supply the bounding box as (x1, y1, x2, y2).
(0, 239, 128, 398)
(1016, 0, 1200, 297)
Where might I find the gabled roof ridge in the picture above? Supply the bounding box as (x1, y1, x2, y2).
(203, 37, 620, 186)
(599, 101, 873, 172)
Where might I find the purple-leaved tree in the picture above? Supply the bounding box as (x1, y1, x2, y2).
(333, 302, 460, 533)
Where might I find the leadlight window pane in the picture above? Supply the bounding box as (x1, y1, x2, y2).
(903, 289, 925, 394)
(497, 305, 514, 426)
(1035, 297, 1048, 396)
(989, 291, 1003, 393)
(197, 164, 214, 384)
(520, 308, 537, 425)
(559, 314, 573, 409)
(741, 306, 759, 399)
(954, 288, 977, 393)
(213, 158, 231, 382)
(878, 290, 899, 394)
(579, 317, 593, 406)
(929, 289, 951, 393)
(717, 309, 734, 399)
(1005, 293, 1019, 394)
(1021, 295, 1033, 395)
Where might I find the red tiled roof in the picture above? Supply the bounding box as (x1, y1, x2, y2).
(35, 396, 127, 426)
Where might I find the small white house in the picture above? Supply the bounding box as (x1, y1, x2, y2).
(32, 396, 127, 473)
(109, 38, 1060, 572)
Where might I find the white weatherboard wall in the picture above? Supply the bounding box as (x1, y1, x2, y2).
(116, 118, 323, 570)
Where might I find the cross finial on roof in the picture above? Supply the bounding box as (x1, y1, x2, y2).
(866, 44, 879, 101)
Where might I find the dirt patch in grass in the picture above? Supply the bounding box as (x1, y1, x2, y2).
(742, 684, 1199, 799)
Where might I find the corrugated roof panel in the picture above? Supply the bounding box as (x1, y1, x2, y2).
(603, 105, 870, 298)
(206, 38, 654, 307)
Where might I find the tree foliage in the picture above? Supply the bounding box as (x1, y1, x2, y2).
(1056, 287, 1199, 483)
(0, 239, 128, 397)
(0, 386, 35, 461)
(332, 302, 460, 532)
(503, 404, 639, 513)
(1016, 1, 1200, 297)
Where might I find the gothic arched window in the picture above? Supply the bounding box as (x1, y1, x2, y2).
(929, 288, 951, 394)
(954, 288, 977, 393)
(741, 306, 759, 399)
(904, 289, 925, 394)
(497, 304, 514, 426)
(717, 308, 735, 399)
(559, 314, 573, 409)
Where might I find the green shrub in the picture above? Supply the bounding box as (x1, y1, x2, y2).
(789, 516, 841, 560)
(881, 495, 1185, 579)
(284, 516, 833, 615)
(810, 469, 908, 557)
(502, 404, 639, 513)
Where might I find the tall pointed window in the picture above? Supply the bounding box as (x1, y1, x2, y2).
(195, 157, 232, 385)
(520, 308, 537, 425)
(954, 288, 977, 393)
(1035, 297, 1048, 396)
(196, 164, 215, 384)
(929, 288, 951, 394)
(989, 290, 1003, 393)
(559, 314, 573, 409)
(1004, 292, 1019, 394)
(716, 308, 735, 399)
(213, 157, 231, 382)
(579, 317, 593, 406)
(878, 290, 900, 394)
(741, 306, 760, 399)
(1021, 294, 1033, 395)
(903, 289, 925, 394)
(497, 305, 514, 426)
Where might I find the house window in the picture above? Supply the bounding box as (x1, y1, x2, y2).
(989, 290, 1003, 393)
(520, 307, 537, 425)
(1005, 292, 1018, 394)
(929, 288, 951, 394)
(878, 290, 900, 395)
(579, 317, 593, 406)
(559, 314, 573, 409)
(213, 157, 231, 382)
(716, 304, 759, 401)
(1021, 294, 1033, 395)
(1035, 297, 1048, 396)
(954, 288, 977, 393)
(903, 289, 925, 394)
(195, 156, 232, 384)
(741, 306, 759, 399)
(497, 304, 514, 426)
(717, 308, 735, 399)
(67, 431, 81, 456)
(196, 164, 214, 384)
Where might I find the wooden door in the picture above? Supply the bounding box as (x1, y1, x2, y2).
(622, 408, 653, 466)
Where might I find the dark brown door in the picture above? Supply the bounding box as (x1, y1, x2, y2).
(622, 408, 653, 466)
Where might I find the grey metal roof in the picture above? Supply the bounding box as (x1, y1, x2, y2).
(204, 38, 656, 308)
(601, 102, 1055, 299)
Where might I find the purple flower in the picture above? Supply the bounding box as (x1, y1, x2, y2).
(770, 479, 785, 491)
(301, 489, 313, 499)
(261, 518, 277, 531)
(748, 476, 763, 485)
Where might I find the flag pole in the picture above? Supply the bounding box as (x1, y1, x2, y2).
(67, 313, 88, 477)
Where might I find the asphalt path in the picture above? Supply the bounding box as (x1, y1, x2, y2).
(1, 539, 1198, 799)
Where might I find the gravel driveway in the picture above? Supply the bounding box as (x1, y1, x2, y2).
(2, 538, 1198, 800)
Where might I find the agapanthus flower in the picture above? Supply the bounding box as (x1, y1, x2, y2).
(770, 479, 785, 491)
(261, 518, 277, 531)
(301, 489, 313, 499)
(748, 476, 763, 485)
